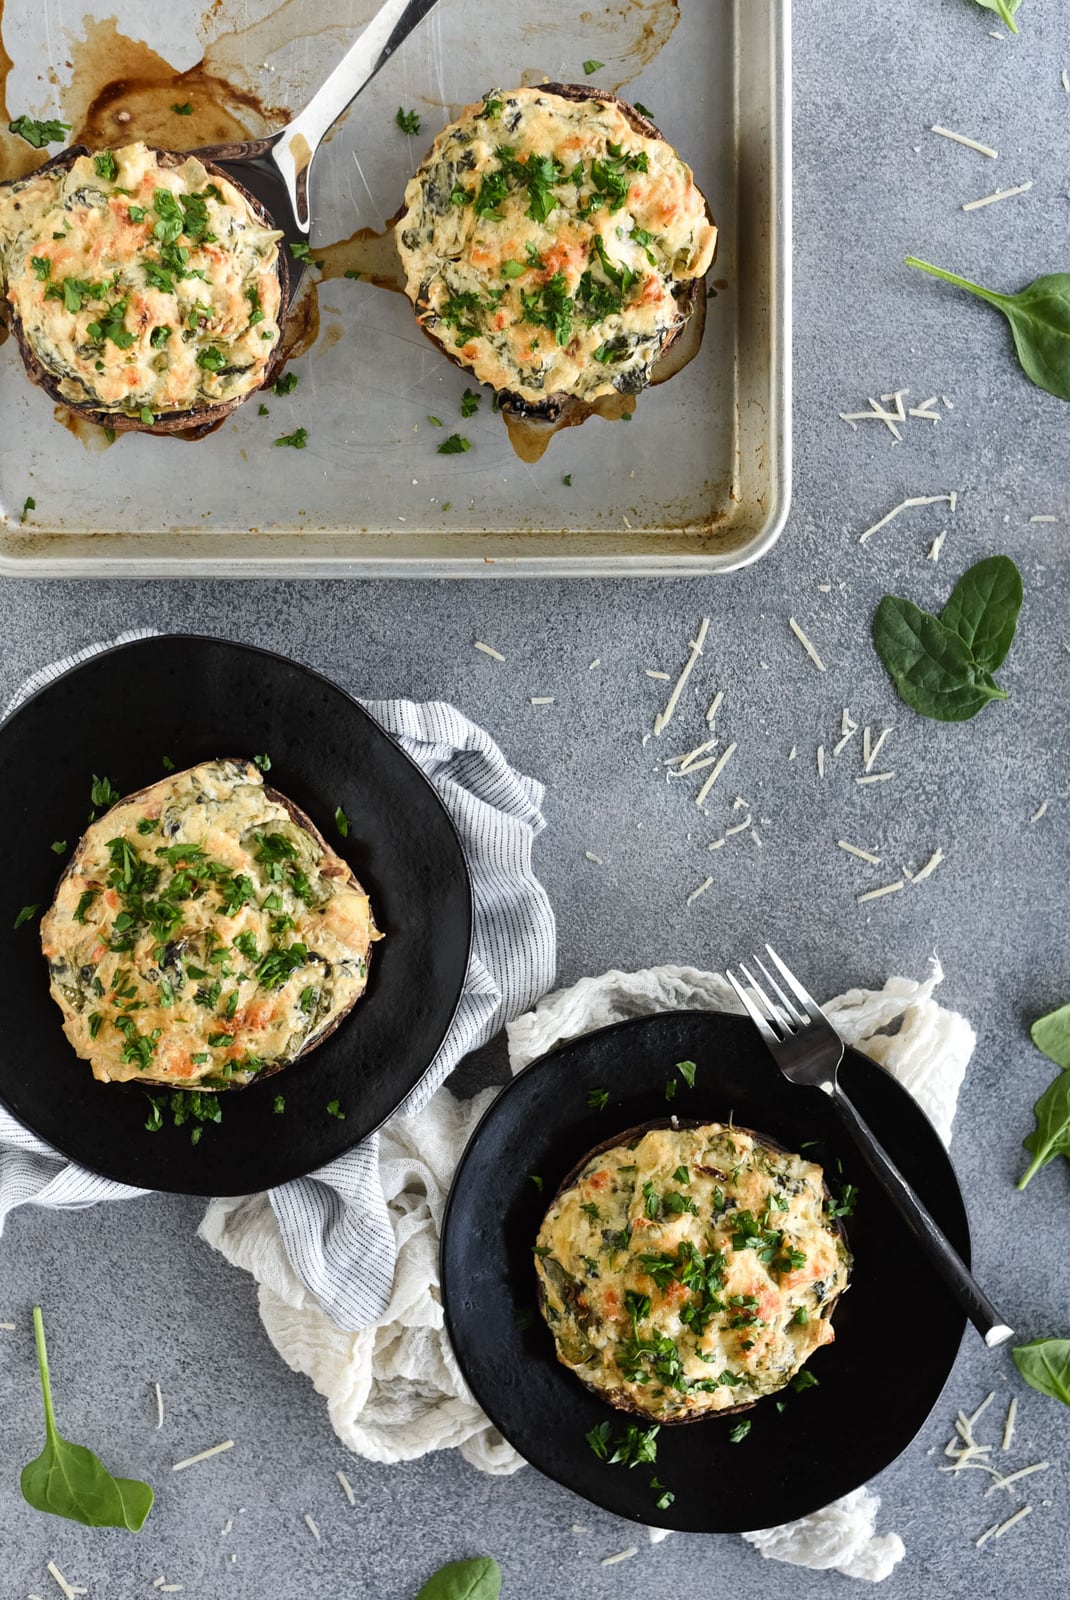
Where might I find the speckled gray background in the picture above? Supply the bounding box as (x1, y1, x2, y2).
(3, 0, 1070, 1594)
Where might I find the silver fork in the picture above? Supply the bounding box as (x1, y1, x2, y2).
(726, 945, 1013, 1349)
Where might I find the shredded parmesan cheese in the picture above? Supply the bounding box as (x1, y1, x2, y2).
(788, 745, 797, 761)
(645, 670, 671, 681)
(839, 396, 907, 439)
(1063, 68, 1070, 92)
(585, 851, 603, 865)
(0, 1320, 15, 1330)
(909, 396, 942, 423)
(970, 1392, 997, 1428)
(817, 744, 825, 778)
(337, 1469, 355, 1505)
(664, 737, 718, 770)
(930, 124, 998, 158)
(866, 728, 892, 773)
(912, 848, 944, 883)
(708, 837, 726, 851)
(473, 640, 505, 662)
(725, 816, 752, 836)
(571, 1524, 589, 1534)
(46, 1564, 86, 1600)
(788, 617, 826, 672)
(601, 1548, 638, 1567)
(962, 180, 1033, 211)
(695, 742, 737, 806)
(859, 493, 957, 545)
(172, 1439, 234, 1471)
(1030, 800, 1049, 823)
(1029, 514, 1057, 523)
(155, 1381, 164, 1429)
(221, 1519, 233, 1535)
(160, 1588, 184, 1594)
(304, 1514, 321, 1541)
(653, 617, 709, 736)
(838, 840, 881, 865)
(529, 696, 554, 705)
(686, 876, 714, 906)
(706, 690, 724, 725)
(977, 1505, 1032, 1546)
(857, 772, 894, 785)
(588, 658, 601, 670)
(985, 1461, 1050, 1497)
(1002, 1397, 1017, 1452)
(857, 880, 904, 904)
(928, 531, 946, 562)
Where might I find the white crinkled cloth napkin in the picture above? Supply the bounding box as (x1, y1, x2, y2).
(0, 632, 556, 1330)
(202, 960, 975, 1583)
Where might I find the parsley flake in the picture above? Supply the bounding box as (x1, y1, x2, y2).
(326, 1099, 345, 1120)
(395, 107, 421, 135)
(334, 805, 350, 838)
(438, 433, 471, 455)
(8, 114, 70, 148)
(583, 58, 605, 74)
(274, 428, 308, 449)
(171, 102, 193, 115)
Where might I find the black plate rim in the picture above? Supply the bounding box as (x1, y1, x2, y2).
(0, 632, 474, 1194)
(440, 1008, 970, 1532)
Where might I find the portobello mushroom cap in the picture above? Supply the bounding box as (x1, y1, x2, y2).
(41, 759, 379, 1091)
(535, 1119, 850, 1425)
(1, 146, 289, 439)
(397, 84, 716, 423)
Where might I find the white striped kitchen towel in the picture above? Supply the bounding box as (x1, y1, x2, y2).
(0, 634, 556, 1329)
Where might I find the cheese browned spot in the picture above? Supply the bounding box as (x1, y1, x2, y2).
(40, 760, 379, 1089)
(397, 87, 716, 405)
(535, 1122, 850, 1423)
(0, 143, 282, 416)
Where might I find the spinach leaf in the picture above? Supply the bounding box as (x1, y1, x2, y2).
(416, 1558, 502, 1600)
(970, 0, 1021, 32)
(1017, 1065, 1070, 1190)
(872, 597, 1006, 721)
(906, 258, 1070, 403)
(20, 1306, 153, 1530)
(939, 555, 1023, 674)
(1012, 1338, 1070, 1406)
(1032, 1002, 1070, 1072)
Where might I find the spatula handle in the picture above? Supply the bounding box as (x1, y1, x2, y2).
(833, 1085, 1014, 1349)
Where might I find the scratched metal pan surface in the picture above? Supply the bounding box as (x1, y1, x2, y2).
(0, 0, 790, 576)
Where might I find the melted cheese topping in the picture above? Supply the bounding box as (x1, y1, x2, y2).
(397, 88, 716, 404)
(536, 1123, 850, 1422)
(41, 760, 379, 1088)
(0, 143, 282, 415)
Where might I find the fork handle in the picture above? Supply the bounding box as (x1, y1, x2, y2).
(832, 1086, 1014, 1349)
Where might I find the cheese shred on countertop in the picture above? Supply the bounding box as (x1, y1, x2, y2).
(474, 640, 505, 661)
(46, 1564, 87, 1600)
(858, 493, 957, 545)
(171, 1439, 234, 1471)
(654, 617, 709, 736)
(857, 881, 904, 904)
(788, 617, 826, 672)
(337, 1469, 356, 1505)
(962, 181, 1033, 211)
(601, 1548, 639, 1567)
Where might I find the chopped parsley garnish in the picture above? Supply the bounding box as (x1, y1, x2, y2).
(586, 1087, 610, 1110)
(252, 752, 271, 771)
(428, 415, 442, 427)
(233, 931, 259, 962)
(299, 985, 316, 1014)
(140, 408, 155, 426)
(207, 1032, 234, 1049)
(255, 942, 308, 989)
(93, 151, 118, 182)
(30, 256, 51, 281)
(8, 115, 71, 148)
(245, 285, 265, 326)
(274, 428, 308, 449)
(273, 1094, 286, 1114)
(529, 1174, 543, 1191)
(334, 805, 350, 838)
(827, 1182, 858, 1219)
(152, 188, 185, 246)
(196, 345, 227, 373)
(395, 107, 421, 135)
(19, 495, 35, 521)
(792, 1305, 810, 1326)
(477, 96, 503, 120)
(675, 1059, 697, 1089)
(128, 205, 147, 223)
(149, 326, 172, 349)
(791, 1369, 820, 1393)
(438, 433, 471, 455)
(143, 262, 176, 295)
(171, 102, 194, 115)
(258, 403, 269, 416)
(460, 387, 481, 418)
(579, 1201, 601, 1220)
(652, 1479, 674, 1512)
(326, 1099, 345, 1120)
(438, 292, 484, 343)
(672, 1165, 690, 1184)
(586, 1420, 659, 1468)
(562, 474, 572, 487)
(73, 889, 97, 924)
(634, 102, 655, 119)
(45, 276, 105, 314)
(288, 240, 323, 268)
(13, 902, 40, 929)
(520, 271, 574, 346)
(664, 1077, 677, 1101)
(86, 296, 135, 350)
(50, 839, 66, 855)
(583, 58, 604, 74)
(729, 1420, 751, 1444)
(500, 260, 527, 280)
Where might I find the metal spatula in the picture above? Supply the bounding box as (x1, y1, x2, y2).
(192, 0, 441, 295)
(726, 944, 1014, 1349)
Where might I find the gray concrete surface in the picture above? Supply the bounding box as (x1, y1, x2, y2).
(3, 0, 1070, 1593)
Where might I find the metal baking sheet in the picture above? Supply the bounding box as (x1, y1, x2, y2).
(0, 0, 790, 576)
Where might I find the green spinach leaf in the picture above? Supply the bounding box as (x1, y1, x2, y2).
(1031, 1001, 1070, 1072)
(970, 0, 1021, 32)
(1012, 1338, 1070, 1406)
(906, 258, 1070, 402)
(416, 1558, 502, 1600)
(20, 1307, 153, 1530)
(939, 555, 1023, 674)
(1018, 1067, 1070, 1189)
(872, 597, 1006, 721)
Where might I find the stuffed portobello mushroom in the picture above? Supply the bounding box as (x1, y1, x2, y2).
(535, 1121, 851, 1424)
(0, 143, 287, 435)
(40, 759, 380, 1090)
(397, 85, 717, 421)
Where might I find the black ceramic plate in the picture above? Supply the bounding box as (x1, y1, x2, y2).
(0, 635, 472, 1196)
(441, 1010, 969, 1533)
